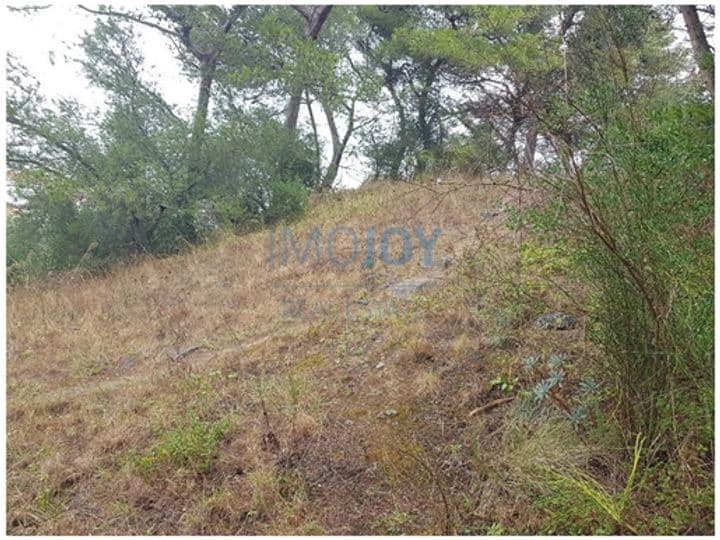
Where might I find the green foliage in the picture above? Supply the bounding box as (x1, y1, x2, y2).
(443, 127, 515, 176)
(7, 22, 315, 279)
(264, 180, 309, 224)
(490, 375, 518, 394)
(205, 111, 314, 224)
(518, 241, 572, 276)
(644, 462, 714, 534)
(570, 98, 713, 453)
(518, 11, 712, 530)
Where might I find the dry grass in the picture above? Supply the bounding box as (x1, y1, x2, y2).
(7, 175, 595, 534)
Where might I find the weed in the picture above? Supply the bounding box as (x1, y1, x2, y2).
(247, 467, 281, 517)
(490, 375, 518, 394)
(375, 510, 415, 534)
(541, 434, 645, 534)
(485, 522, 507, 535)
(131, 415, 230, 475)
(35, 486, 60, 517)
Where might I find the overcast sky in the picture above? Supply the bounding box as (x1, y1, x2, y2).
(6, 4, 370, 188)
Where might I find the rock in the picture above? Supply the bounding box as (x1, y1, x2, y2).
(375, 362, 385, 370)
(119, 356, 136, 370)
(480, 209, 502, 218)
(377, 409, 398, 418)
(441, 255, 455, 269)
(534, 312, 578, 331)
(282, 298, 306, 318)
(388, 277, 439, 299)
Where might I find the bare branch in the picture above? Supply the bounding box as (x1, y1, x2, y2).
(77, 5, 181, 40)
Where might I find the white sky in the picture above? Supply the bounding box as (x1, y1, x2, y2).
(5, 4, 370, 188)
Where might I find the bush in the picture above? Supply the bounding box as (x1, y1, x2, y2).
(537, 96, 713, 458)
(7, 111, 317, 280)
(7, 168, 202, 280)
(263, 179, 309, 224)
(582, 99, 712, 451)
(443, 127, 515, 176)
(521, 95, 713, 534)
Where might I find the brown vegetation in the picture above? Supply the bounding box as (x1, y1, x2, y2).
(8, 177, 607, 534)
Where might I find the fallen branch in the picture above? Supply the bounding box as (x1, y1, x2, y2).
(468, 395, 515, 417)
(166, 345, 202, 362)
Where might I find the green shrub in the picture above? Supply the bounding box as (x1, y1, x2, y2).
(264, 179, 309, 224)
(576, 99, 713, 454)
(7, 110, 317, 280)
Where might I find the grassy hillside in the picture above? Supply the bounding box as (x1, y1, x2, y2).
(6, 176, 707, 534)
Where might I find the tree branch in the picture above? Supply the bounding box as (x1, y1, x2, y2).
(77, 5, 181, 40)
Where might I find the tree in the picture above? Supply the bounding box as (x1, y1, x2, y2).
(6, 11, 316, 274)
(679, 5, 714, 99)
(7, 55, 102, 183)
(391, 6, 557, 174)
(284, 5, 333, 132)
(357, 6, 449, 178)
(313, 7, 382, 187)
(78, 5, 246, 184)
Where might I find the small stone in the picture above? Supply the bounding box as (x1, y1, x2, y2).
(535, 312, 578, 331)
(388, 277, 439, 299)
(375, 362, 385, 370)
(377, 409, 398, 418)
(119, 357, 136, 370)
(282, 298, 306, 318)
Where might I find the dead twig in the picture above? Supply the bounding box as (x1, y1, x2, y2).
(468, 395, 515, 417)
(166, 345, 202, 362)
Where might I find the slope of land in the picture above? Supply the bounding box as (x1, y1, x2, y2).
(8, 177, 600, 534)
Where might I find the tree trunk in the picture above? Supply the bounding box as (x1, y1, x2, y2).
(414, 61, 440, 173)
(386, 77, 408, 179)
(505, 119, 522, 172)
(523, 120, 537, 173)
(321, 99, 355, 189)
(417, 90, 433, 152)
(285, 5, 333, 132)
(304, 91, 322, 181)
(285, 91, 303, 132)
(188, 59, 216, 181)
(679, 5, 714, 99)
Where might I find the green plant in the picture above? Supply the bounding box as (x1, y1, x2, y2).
(542, 434, 645, 534)
(375, 510, 414, 534)
(35, 485, 60, 516)
(131, 415, 230, 475)
(484, 522, 507, 535)
(490, 375, 518, 394)
(264, 180, 309, 224)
